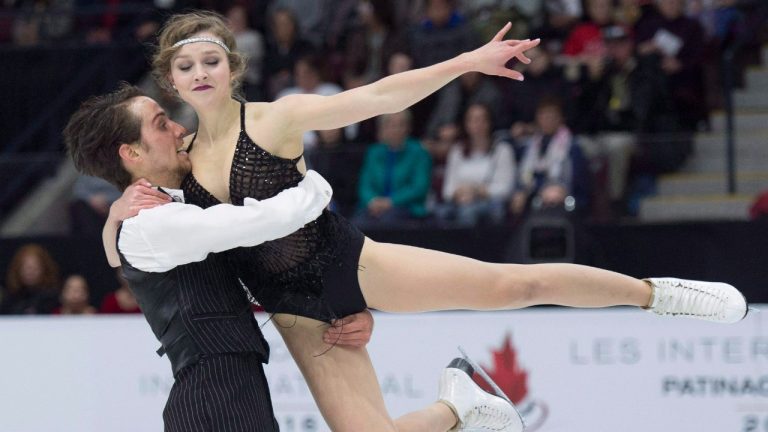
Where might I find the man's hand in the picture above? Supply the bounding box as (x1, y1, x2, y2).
(323, 309, 374, 348)
(110, 178, 171, 221)
(103, 178, 170, 268)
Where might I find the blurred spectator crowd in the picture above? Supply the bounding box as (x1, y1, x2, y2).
(3, 0, 766, 223)
(0, 242, 140, 315)
(0, 0, 766, 313)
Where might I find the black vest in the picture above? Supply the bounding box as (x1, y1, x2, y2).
(116, 226, 269, 376)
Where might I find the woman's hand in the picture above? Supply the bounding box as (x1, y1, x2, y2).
(109, 178, 172, 221)
(463, 23, 540, 81)
(275, 24, 541, 137)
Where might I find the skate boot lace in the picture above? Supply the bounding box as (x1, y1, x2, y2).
(654, 281, 727, 320)
(462, 403, 517, 431)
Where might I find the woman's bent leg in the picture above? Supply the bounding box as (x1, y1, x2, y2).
(273, 314, 456, 432)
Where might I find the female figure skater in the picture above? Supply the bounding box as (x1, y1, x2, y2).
(117, 10, 747, 432)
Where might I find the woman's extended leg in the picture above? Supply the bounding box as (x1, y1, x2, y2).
(358, 238, 652, 313)
(358, 237, 747, 323)
(273, 314, 457, 432)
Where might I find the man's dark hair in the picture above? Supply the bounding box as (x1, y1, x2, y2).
(64, 83, 145, 190)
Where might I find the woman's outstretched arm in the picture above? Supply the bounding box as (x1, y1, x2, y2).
(273, 24, 539, 135)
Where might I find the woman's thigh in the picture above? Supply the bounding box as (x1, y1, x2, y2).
(273, 314, 397, 432)
(357, 239, 527, 312)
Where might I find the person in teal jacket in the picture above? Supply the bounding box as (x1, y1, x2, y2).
(355, 110, 432, 225)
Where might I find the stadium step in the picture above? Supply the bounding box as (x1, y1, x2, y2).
(637, 50, 768, 222)
(681, 152, 768, 173)
(656, 172, 768, 196)
(746, 67, 768, 90)
(734, 89, 768, 110)
(709, 110, 768, 133)
(639, 194, 754, 222)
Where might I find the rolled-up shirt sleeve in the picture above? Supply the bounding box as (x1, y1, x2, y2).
(118, 170, 332, 272)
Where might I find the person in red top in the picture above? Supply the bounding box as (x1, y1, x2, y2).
(750, 190, 768, 221)
(562, 0, 615, 58)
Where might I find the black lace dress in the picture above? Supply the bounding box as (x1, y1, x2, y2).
(181, 103, 367, 322)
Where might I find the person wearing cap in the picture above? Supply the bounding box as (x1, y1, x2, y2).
(572, 23, 639, 210)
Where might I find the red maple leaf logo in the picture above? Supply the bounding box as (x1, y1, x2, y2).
(473, 333, 528, 404)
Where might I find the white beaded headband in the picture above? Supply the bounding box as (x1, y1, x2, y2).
(171, 36, 230, 53)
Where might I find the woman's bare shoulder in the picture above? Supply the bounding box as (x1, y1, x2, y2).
(243, 101, 273, 119)
(243, 101, 302, 155)
(246, 97, 306, 121)
(244, 101, 298, 134)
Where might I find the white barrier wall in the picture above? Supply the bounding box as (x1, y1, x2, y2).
(0, 308, 764, 432)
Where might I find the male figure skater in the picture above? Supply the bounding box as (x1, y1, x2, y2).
(65, 84, 374, 431)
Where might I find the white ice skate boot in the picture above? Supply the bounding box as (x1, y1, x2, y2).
(438, 356, 525, 432)
(644, 278, 748, 323)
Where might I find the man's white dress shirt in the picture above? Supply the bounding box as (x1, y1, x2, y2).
(118, 170, 332, 273)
